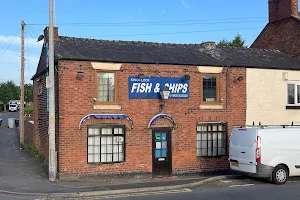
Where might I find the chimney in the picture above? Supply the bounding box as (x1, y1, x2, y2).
(43, 26, 59, 41)
(269, 0, 299, 23)
(201, 41, 216, 49)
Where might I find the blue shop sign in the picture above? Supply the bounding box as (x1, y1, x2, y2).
(128, 76, 190, 99)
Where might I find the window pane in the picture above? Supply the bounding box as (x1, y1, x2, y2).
(88, 137, 94, 145)
(98, 72, 115, 102)
(88, 155, 93, 163)
(94, 155, 100, 163)
(197, 149, 201, 156)
(288, 84, 295, 104)
(113, 153, 119, 162)
(196, 133, 201, 140)
(95, 136, 100, 145)
(203, 76, 217, 102)
(202, 149, 208, 156)
(94, 129, 100, 135)
(88, 128, 95, 136)
(101, 145, 106, 153)
(197, 141, 201, 149)
(202, 133, 207, 140)
(107, 154, 113, 162)
(107, 137, 113, 144)
(119, 153, 124, 161)
(101, 137, 107, 144)
(107, 145, 113, 153)
(298, 85, 300, 103)
(101, 154, 107, 162)
(102, 128, 112, 135)
(201, 141, 207, 149)
(113, 145, 118, 152)
(119, 145, 123, 152)
(88, 146, 93, 153)
(94, 146, 100, 153)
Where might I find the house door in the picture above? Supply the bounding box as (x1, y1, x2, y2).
(152, 129, 172, 177)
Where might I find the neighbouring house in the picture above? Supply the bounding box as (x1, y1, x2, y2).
(31, 27, 300, 179)
(251, 0, 300, 59)
(248, 0, 300, 125)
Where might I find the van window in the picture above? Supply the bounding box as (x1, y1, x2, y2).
(10, 105, 16, 107)
(231, 129, 256, 147)
(196, 122, 227, 157)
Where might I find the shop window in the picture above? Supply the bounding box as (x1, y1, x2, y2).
(287, 82, 300, 105)
(88, 125, 124, 164)
(201, 74, 220, 104)
(196, 122, 227, 157)
(97, 72, 117, 103)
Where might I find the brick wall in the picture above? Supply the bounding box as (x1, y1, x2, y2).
(24, 120, 34, 145)
(57, 61, 246, 177)
(251, 18, 300, 60)
(269, 0, 299, 23)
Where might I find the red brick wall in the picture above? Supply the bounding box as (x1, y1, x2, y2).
(269, 0, 299, 23)
(57, 61, 246, 177)
(24, 120, 34, 145)
(251, 18, 300, 60)
(33, 74, 49, 159)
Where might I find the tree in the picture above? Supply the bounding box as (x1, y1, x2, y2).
(24, 83, 33, 103)
(0, 81, 19, 112)
(218, 34, 247, 48)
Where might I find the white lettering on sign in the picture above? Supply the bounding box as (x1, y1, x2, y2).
(131, 83, 153, 93)
(164, 83, 188, 93)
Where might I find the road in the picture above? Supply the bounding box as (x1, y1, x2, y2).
(0, 111, 19, 127)
(41, 176, 300, 200)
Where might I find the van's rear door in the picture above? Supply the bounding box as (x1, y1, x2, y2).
(230, 128, 257, 173)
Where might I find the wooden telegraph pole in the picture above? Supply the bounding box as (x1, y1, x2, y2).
(20, 20, 25, 148)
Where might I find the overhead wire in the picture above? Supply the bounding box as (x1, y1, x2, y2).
(80, 27, 263, 38)
(26, 16, 266, 26)
(0, 28, 21, 59)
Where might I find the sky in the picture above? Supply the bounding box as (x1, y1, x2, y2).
(0, 0, 288, 84)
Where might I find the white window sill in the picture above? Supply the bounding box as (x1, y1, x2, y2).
(199, 104, 223, 110)
(94, 105, 122, 110)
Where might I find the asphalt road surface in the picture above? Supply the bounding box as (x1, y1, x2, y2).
(0, 111, 19, 127)
(33, 176, 300, 200)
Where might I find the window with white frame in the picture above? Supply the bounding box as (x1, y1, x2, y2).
(88, 125, 125, 164)
(196, 123, 227, 157)
(287, 82, 300, 105)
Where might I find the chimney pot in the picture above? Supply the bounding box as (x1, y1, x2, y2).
(201, 41, 216, 49)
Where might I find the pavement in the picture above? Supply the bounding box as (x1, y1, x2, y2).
(0, 111, 230, 199)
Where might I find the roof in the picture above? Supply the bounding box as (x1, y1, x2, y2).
(32, 35, 300, 79)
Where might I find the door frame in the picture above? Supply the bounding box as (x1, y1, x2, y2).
(152, 127, 172, 176)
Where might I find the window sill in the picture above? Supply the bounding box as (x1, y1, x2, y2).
(286, 106, 300, 110)
(94, 105, 122, 110)
(87, 162, 124, 165)
(199, 104, 223, 109)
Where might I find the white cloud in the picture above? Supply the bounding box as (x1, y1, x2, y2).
(180, 0, 190, 9)
(0, 49, 39, 84)
(0, 35, 42, 48)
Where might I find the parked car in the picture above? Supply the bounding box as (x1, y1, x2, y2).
(8, 104, 18, 112)
(229, 126, 300, 185)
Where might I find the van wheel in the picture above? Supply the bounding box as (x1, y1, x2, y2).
(272, 165, 288, 185)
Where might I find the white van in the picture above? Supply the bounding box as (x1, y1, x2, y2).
(9, 104, 18, 112)
(229, 126, 300, 184)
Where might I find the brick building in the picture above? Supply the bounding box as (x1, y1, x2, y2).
(251, 0, 300, 59)
(31, 27, 300, 179)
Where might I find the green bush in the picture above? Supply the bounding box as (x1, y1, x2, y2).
(23, 143, 45, 163)
(24, 107, 33, 116)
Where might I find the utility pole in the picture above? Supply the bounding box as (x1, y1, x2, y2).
(48, 0, 56, 181)
(20, 20, 25, 149)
